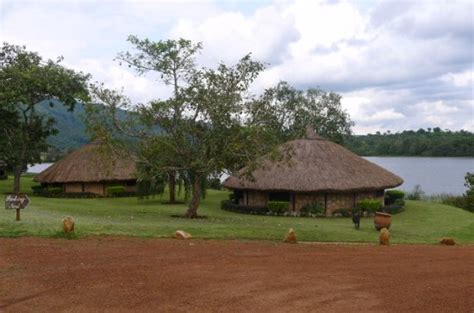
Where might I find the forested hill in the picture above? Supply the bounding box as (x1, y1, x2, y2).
(37, 100, 90, 151)
(38, 103, 474, 157)
(345, 128, 474, 157)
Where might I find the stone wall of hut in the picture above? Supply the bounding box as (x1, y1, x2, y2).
(239, 190, 268, 207)
(64, 183, 83, 193)
(325, 193, 354, 215)
(58, 181, 137, 196)
(239, 189, 385, 216)
(85, 183, 105, 195)
(293, 193, 326, 211)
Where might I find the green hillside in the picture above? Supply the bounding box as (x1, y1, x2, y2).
(37, 100, 90, 151)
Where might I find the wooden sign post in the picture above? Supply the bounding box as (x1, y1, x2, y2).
(5, 193, 31, 221)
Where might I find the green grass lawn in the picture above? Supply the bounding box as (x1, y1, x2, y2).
(0, 175, 473, 244)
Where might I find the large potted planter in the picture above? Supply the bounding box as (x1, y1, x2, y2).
(374, 212, 392, 231)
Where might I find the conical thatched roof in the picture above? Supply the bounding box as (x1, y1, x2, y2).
(224, 130, 403, 192)
(35, 141, 137, 183)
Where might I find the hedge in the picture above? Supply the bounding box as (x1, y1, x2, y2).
(221, 200, 269, 215)
(267, 201, 289, 214)
(333, 208, 351, 217)
(357, 199, 383, 213)
(385, 190, 405, 205)
(106, 186, 126, 197)
(301, 202, 325, 215)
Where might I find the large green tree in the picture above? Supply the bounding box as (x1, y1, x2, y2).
(90, 51, 272, 217)
(115, 36, 202, 203)
(0, 43, 90, 193)
(248, 81, 353, 144)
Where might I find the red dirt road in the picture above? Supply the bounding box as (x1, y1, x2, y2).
(1, 237, 473, 313)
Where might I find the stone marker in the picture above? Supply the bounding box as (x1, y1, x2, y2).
(175, 230, 192, 240)
(439, 237, 456, 246)
(63, 217, 75, 233)
(379, 228, 390, 245)
(284, 228, 297, 243)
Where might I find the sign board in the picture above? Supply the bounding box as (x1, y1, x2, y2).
(5, 194, 31, 210)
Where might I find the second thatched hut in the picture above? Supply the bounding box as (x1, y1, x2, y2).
(223, 129, 403, 215)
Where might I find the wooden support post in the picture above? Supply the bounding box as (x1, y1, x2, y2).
(16, 209, 20, 221)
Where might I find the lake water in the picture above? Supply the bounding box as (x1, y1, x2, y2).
(28, 158, 474, 195)
(365, 157, 474, 195)
(27, 163, 53, 174)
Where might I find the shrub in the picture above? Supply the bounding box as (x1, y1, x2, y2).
(207, 177, 222, 190)
(301, 202, 325, 215)
(229, 193, 235, 201)
(221, 200, 269, 215)
(357, 199, 383, 213)
(267, 201, 289, 214)
(31, 185, 47, 196)
(463, 172, 474, 212)
(333, 208, 351, 217)
(439, 195, 466, 209)
(106, 186, 126, 197)
(61, 192, 100, 198)
(406, 184, 425, 200)
(48, 187, 63, 195)
(385, 190, 405, 205)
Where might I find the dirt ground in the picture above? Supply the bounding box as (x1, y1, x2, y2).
(1, 237, 473, 313)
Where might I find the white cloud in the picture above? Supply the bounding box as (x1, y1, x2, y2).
(365, 109, 405, 122)
(70, 59, 172, 103)
(440, 70, 474, 87)
(415, 100, 459, 114)
(169, 4, 299, 66)
(1, 0, 473, 134)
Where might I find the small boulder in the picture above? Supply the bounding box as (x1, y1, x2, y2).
(284, 228, 297, 244)
(63, 217, 75, 233)
(379, 228, 390, 245)
(439, 237, 456, 246)
(175, 230, 192, 240)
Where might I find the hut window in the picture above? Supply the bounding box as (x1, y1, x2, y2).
(269, 192, 290, 202)
(126, 181, 137, 186)
(375, 190, 385, 197)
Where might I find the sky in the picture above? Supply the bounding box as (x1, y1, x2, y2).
(1, 0, 473, 134)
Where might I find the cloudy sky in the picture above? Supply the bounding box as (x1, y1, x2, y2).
(1, 0, 473, 134)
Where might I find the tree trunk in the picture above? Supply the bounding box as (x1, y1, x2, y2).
(168, 172, 177, 203)
(13, 166, 22, 194)
(185, 175, 201, 218)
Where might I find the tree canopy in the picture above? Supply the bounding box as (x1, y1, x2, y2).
(0, 43, 90, 193)
(248, 81, 353, 144)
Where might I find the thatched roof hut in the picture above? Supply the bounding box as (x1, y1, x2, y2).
(35, 141, 137, 195)
(223, 129, 403, 215)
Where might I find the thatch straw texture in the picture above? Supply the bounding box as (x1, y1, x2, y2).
(35, 141, 136, 183)
(224, 132, 403, 192)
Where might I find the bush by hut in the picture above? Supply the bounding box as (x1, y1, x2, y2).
(223, 129, 403, 216)
(34, 141, 137, 197)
